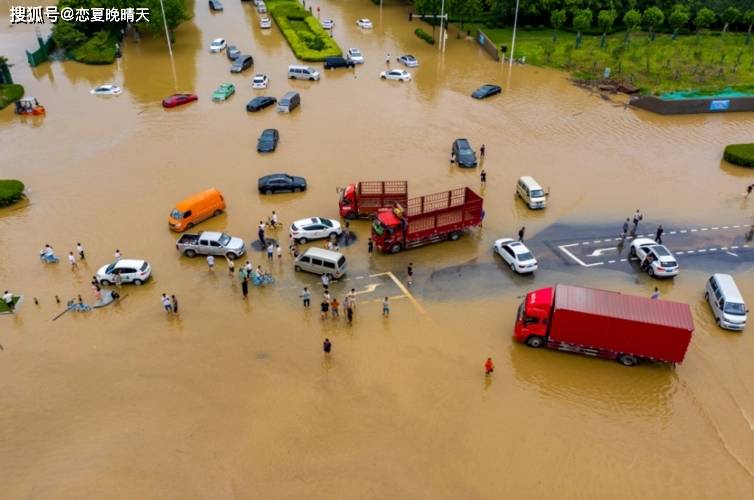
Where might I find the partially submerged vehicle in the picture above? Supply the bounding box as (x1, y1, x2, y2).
(14, 97, 45, 116)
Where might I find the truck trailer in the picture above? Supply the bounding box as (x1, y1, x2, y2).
(514, 284, 694, 366)
(371, 187, 484, 253)
(338, 181, 408, 219)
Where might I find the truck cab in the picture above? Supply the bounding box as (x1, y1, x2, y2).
(372, 207, 405, 253)
(338, 183, 358, 218)
(514, 287, 554, 347)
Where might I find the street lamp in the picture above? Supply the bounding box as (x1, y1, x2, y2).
(158, 0, 173, 57)
(439, 0, 447, 52)
(508, 0, 520, 68)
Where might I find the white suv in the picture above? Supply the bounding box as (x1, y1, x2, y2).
(630, 238, 679, 277)
(96, 259, 153, 285)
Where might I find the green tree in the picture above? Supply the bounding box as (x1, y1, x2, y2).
(52, 21, 87, 50)
(721, 6, 740, 33)
(744, 9, 754, 45)
(138, 0, 191, 36)
(642, 6, 664, 41)
(550, 9, 567, 42)
(597, 9, 617, 48)
(573, 8, 592, 48)
(694, 7, 715, 34)
(668, 4, 690, 40)
(623, 9, 641, 43)
(459, 0, 482, 31)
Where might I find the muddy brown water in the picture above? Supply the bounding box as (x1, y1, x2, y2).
(2, 0, 754, 497)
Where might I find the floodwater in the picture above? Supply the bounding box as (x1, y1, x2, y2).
(2, 0, 754, 497)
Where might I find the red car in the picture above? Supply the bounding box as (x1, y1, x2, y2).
(162, 93, 198, 108)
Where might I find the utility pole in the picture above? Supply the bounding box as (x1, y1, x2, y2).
(508, 0, 520, 68)
(439, 0, 446, 53)
(158, 0, 173, 58)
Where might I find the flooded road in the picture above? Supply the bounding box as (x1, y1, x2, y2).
(2, 0, 754, 497)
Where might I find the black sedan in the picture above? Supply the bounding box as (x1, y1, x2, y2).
(258, 173, 307, 194)
(257, 128, 279, 153)
(246, 96, 276, 112)
(324, 56, 355, 70)
(451, 138, 478, 168)
(471, 84, 502, 99)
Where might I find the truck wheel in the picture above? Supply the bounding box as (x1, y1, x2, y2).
(294, 265, 302, 272)
(185, 249, 197, 258)
(214, 209, 223, 216)
(298, 237, 307, 244)
(133, 279, 143, 286)
(187, 222, 194, 229)
(390, 243, 402, 254)
(449, 231, 460, 241)
(345, 211, 357, 220)
(100, 279, 112, 286)
(226, 252, 237, 260)
(618, 354, 638, 367)
(526, 336, 545, 348)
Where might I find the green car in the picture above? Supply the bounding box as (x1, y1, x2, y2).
(212, 83, 235, 101)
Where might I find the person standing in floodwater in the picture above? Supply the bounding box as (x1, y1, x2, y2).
(161, 293, 173, 313)
(368, 238, 373, 254)
(480, 169, 486, 184)
(77, 242, 85, 260)
(226, 255, 235, 276)
(171, 295, 179, 314)
(267, 242, 274, 261)
(114, 249, 121, 261)
(68, 252, 78, 271)
(382, 297, 390, 317)
(258, 221, 266, 245)
(484, 357, 495, 375)
(323, 338, 332, 355)
(622, 218, 630, 237)
(651, 287, 660, 300)
(300, 287, 311, 308)
(518, 227, 525, 242)
(240, 268, 249, 298)
(655, 224, 664, 244)
(407, 263, 413, 286)
(207, 254, 215, 271)
(746, 184, 753, 198)
(320, 298, 330, 319)
(632, 209, 643, 235)
(321, 273, 330, 290)
(480, 144, 486, 159)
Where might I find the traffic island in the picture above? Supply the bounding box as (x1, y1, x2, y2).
(631, 90, 754, 115)
(0, 84, 24, 110)
(723, 143, 754, 167)
(0, 180, 26, 206)
(267, 0, 341, 61)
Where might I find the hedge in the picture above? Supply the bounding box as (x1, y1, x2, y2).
(724, 143, 754, 168)
(71, 30, 116, 65)
(0, 180, 25, 207)
(0, 83, 24, 110)
(415, 28, 435, 45)
(269, 1, 341, 61)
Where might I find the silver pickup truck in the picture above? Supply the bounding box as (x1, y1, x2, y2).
(176, 231, 246, 259)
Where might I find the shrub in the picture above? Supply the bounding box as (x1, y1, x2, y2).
(415, 28, 435, 44)
(269, 1, 341, 60)
(724, 143, 754, 167)
(0, 180, 25, 207)
(0, 83, 24, 110)
(71, 30, 116, 65)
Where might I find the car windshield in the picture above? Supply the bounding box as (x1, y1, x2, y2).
(321, 218, 333, 227)
(518, 252, 534, 261)
(530, 189, 544, 197)
(105, 263, 116, 274)
(140, 262, 149, 272)
(170, 209, 183, 219)
(724, 302, 747, 315)
(218, 234, 231, 246)
(372, 220, 384, 236)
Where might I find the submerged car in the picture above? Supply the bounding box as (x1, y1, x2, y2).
(260, 16, 272, 29)
(226, 45, 241, 60)
(257, 128, 279, 152)
(472, 84, 502, 99)
(380, 69, 411, 81)
(96, 259, 152, 286)
(212, 83, 235, 101)
(356, 18, 373, 29)
(322, 18, 334, 29)
(231, 54, 253, 73)
(209, 0, 223, 11)
(290, 217, 341, 243)
(397, 54, 419, 67)
(346, 48, 364, 63)
(324, 56, 355, 70)
(246, 96, 277, 112)
(90, 84, 122, 95)
(451, 138, 477, 167)
(258, 173, 307, 194)
(494, 238, 538, 274)
(209, 38, 226, 52)
(630, 238, 680, 278)
(251, 74, 269, 89)
(162, 93, 198, 108)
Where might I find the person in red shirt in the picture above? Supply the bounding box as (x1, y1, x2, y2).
(484, 358, 494, 375)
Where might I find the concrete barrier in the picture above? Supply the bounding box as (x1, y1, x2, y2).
(476, 29, 500, 61)
(630, 95, 754, 115)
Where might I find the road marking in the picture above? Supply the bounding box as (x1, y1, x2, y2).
(720, 247, 728, 250)
(587, 247, 617, 257)
(701, 228, 708, 231)
(558, 244, 605, 267)
(680, 230, 687, 233)
(620, 258, 628, 262)
(373, 271, 427, 317)
(731, 246, 740, 249)
(669, 231, 677, 235)
(581, 241, 591, 245)
(687, 250, 696, 254)
(709, 248, 717, 251)
(711, 227, 719, 230)
(733, 225, 740, 228)
(607, 260, 616, 264)
(355, 276, 364, 279)
(676, 251, 684, 255)
(690, 229, 698, 232)
(698, 249, 707, 252)
(727, 251, 739, 257)
(353, 283, 381, 295)
(722, 226, 729, 229)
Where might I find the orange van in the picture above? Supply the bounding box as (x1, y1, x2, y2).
(168, 188, 226, 232)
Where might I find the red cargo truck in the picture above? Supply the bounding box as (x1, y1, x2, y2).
(514, 284, 694, 366)
(371, 187, 484, 253)
(338, 181, 408, 219)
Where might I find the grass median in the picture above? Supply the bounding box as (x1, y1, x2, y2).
(470, 25, 754, 95)
(0, 180, 25, 207)
(724, 143, 754, 167)
(0, 84, 24, 110)
(268, 0, 341, 61)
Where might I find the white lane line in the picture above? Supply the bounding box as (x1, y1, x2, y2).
(687, 250, 696, 254)
(676, 251, 685, 255)
(669, 231, 677, 235)
(727, 251, 739, 257)
(355, 276, 365, 279)
(701, 228, 709, 231)
(620, 258, 628, 262)
(607, 260, 616, 264)
(698, 249, 707, 253)
(709, 248, 717, 251)
(581, 241, 591, 245)
(690, 229, 698, 232)
(731, 246, 739, 249)
(720, 247, 728, 250)
(733, 225, 740, 228)
(711, 227, 719, 230)
(722, 226, 729, 229)
(680, 230, 687, 233)
(558, 244, 605, 267)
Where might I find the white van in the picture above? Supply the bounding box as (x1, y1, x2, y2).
(294, 248, 346, 278)
(516, 176, 547, 209)
(705, 273, 747, 331)
(288, 65, 320, 81)
(277, 91, 300, 113)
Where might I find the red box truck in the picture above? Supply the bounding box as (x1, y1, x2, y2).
(514, 284, 694, 366)
(371, 187, 484, 253)
(338, 181, 408, 219)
